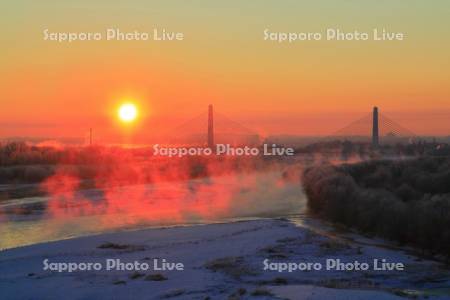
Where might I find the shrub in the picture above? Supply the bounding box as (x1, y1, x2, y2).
(303, 157, 450, 258)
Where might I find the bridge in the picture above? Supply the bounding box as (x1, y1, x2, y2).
(331, 107, 416, 147)
(167, 105, 260, 146)
(164, 105, 416, 148)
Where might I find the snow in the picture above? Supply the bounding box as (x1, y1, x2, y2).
(1, 218, 449, 299)
(271, 285, 404, 300)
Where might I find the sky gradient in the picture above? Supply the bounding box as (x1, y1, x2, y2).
(1, 0, 450, 142)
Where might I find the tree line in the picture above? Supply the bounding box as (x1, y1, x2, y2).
(303, 157, 450, 258)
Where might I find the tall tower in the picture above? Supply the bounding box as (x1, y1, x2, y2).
(208, 104, 214, 148)
(372, 106, 379, 148)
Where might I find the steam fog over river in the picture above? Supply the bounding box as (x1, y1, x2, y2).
(2, 162, 450, 299)
(0, 170, 307, 250)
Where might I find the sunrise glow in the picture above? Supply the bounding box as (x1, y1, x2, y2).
(118, 103, 138, 123)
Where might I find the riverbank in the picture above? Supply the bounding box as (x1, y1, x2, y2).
(1, 218, 449, 299)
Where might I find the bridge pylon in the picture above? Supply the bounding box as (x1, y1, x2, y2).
(208, 104, 214, 148)
(372, 106, 379, 148)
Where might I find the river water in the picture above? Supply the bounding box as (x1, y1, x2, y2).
(0, 171, 307, 250)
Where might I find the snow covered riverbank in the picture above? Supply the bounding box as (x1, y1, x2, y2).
(1, 218, 449, 299)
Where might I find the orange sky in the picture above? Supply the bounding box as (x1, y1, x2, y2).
(1, 1, 449, 142)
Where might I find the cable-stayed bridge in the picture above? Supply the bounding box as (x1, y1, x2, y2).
(167, 105, 260, 146)
(165, 105, 415, 147)
(331, 107, 416, 147)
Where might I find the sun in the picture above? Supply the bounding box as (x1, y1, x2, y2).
(118, 103, 138, 123)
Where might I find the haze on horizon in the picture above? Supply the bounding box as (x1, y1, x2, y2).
(1, 0, 449, 142)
